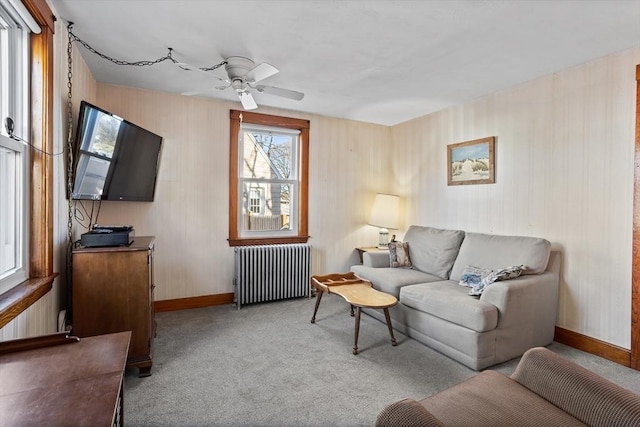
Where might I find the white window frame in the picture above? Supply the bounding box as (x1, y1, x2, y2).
(0, 2, 30, 294)
(237, 124, 300, 238)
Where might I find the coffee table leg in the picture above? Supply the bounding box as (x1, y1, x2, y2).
(383, 308, 397, 346)
(353, 306, 361, 355)
(311, 291, 323, 324)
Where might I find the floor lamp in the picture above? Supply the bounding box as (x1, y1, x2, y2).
(369, 193, 400, 249)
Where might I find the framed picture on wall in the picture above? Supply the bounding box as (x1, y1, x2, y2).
(447, 136, 496, 186)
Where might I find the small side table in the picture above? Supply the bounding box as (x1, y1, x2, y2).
(356, 246, 388, 264)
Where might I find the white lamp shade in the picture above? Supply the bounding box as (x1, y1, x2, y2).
(369, 193, 400, 230)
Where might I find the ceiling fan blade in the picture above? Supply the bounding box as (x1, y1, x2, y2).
(254, 85, 304, 101)
(246, 62, 278, 83)
(181, 90, 208, 96)
(239, 92, 258, 110)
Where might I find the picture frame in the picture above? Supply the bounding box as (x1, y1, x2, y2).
(447, 136, 495, 186)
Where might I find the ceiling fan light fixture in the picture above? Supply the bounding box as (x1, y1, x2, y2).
(231, 79, 245, 92)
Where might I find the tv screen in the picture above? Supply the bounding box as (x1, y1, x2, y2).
(71, 101, 163, 201)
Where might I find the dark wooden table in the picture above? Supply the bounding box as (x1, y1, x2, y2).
(0, 331, 130, 426)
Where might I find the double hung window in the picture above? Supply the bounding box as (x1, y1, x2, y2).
(239, 124, 299, 235)
(0, 2, 29, 294)
(229, 110, 309, 245)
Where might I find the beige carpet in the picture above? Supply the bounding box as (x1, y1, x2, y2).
(123, 295, 640, 426)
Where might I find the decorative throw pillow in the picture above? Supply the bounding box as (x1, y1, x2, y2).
(469, 265, 526, 296)
(389, 242, 412, 268)
(459, 265, 493, 287)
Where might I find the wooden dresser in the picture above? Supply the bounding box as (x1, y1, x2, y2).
(72, 236, 155, 377)
(0, 331, 130, 426)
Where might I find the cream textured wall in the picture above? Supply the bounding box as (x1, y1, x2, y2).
(92, 85, 392, 301)
(391, 47, 640, 349)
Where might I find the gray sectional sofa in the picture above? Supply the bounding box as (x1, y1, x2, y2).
(351, 226, 560, 370)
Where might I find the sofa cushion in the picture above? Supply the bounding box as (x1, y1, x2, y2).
(389, 242, 412, 268)
(469, 264, 525, 296)
(482, 264, 525, 285)
(450, 232, 551, 281)
(400, 281, 498, 332)
(420, 370, 586, 427)
(458, 265, 493, 288)
(351, 265, 441, 298)
(403, 226, 465, 279)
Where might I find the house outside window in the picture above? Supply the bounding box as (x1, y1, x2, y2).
(228, 110, 309, 246)
(0, 3, 29, 294)
(248, 187, 264, 214)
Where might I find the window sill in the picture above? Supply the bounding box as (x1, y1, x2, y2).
(0, 274, 57, 329)
(228, 236, 310, 246)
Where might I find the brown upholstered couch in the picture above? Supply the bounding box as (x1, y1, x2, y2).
(376, 347, 640, 427)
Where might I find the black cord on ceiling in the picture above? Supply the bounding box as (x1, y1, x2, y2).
(66, 22, 227, 72)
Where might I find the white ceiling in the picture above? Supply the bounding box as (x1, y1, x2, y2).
(50, 0, 640, 126)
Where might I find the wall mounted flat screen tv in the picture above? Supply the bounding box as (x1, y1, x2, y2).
(71, 101, 163, 201)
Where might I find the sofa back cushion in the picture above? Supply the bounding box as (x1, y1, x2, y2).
(450, 232, 551, 281)
(512, 347, 640, 427)
(404, 226, 465, 279)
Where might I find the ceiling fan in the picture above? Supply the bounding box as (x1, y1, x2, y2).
(179, 56, 304, 110)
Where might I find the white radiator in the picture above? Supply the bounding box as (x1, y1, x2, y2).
(234, 244, 311, 309)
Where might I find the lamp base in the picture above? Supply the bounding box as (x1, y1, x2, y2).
(377, 228, 389, 249)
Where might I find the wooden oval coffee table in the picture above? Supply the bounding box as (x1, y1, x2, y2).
(310, 272, 398, 355)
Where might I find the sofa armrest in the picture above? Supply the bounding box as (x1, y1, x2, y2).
(363, 251, 391, 268)
(480, 271, 559, 359)
(480, 271, 559, 318)
(512, 347, 640, 426)
(376, 398, 444, 427)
